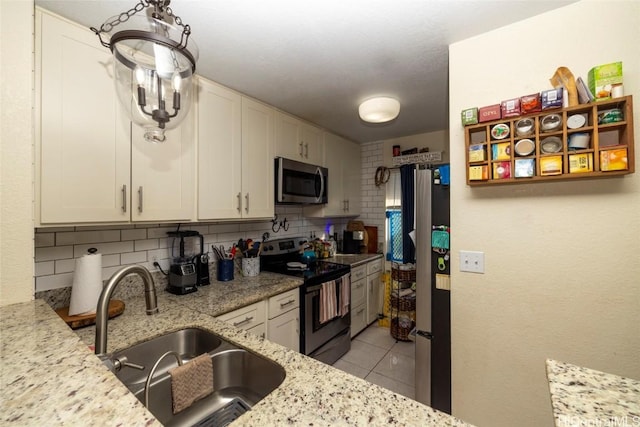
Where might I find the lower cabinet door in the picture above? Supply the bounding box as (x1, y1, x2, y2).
(351, 303, 367, 338)
(267, 308, 299, 352)
(246, 322, 266, 339)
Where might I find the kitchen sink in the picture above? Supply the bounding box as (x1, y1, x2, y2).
(107, 328, 286, 426)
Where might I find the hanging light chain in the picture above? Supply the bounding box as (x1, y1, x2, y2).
(90, 0, 193, 51)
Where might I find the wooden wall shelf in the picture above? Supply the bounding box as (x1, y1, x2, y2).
(464, 96, 634, 186)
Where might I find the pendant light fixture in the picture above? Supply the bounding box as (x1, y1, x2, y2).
(359, 97, 401, 123)
(91, 0, 198, 143)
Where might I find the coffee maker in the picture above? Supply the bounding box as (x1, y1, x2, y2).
(166, 231, 204, 295)
(343, 230, 364, 254)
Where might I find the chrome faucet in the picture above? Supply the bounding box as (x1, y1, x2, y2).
(95, 265, 159, 356)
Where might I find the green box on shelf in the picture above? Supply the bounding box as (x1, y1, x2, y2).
(461, 107, 478, 126)
(588, 62, 623, 101)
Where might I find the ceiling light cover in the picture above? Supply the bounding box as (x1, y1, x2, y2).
(359, 97, 401, 123)
(92, 0, 199, 143)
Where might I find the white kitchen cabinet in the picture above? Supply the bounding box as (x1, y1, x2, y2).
(266, 288, 299, 352)
(350, 257, 384, 337)
(241, 97, 275, 219)
(216, 300, 266, 334)
(304, 132, 361, 217)
(366, 258, 384, 324)
(195, 82, 274, 220)
(195, 77, 242, 219)
(36, 9, 130, 224)
(275, 111, 323, 165)
(350, 264, 367, 338)
(36, 9, 195, 225)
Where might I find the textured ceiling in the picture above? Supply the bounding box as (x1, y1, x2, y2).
(36, 0, 575, 143)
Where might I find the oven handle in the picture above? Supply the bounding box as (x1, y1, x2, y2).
(305, 273, 350, 294)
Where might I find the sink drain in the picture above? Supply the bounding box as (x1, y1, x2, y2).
(192, 398, 250, 427)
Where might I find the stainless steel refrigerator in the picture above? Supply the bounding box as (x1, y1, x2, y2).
(414, 167, 451, 413)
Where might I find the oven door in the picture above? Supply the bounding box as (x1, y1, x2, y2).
(303, 274, 351, 355)
(276, 157, 327, 204)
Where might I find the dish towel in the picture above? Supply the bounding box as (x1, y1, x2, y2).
(338, 275, 351, 317)
(169, 353, 214, 414)
(319, 280, 337, 324)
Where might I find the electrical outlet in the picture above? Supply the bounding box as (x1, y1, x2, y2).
(459, 250, 485, 274)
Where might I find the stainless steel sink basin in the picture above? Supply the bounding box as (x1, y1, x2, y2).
(107, 328, 286, 426)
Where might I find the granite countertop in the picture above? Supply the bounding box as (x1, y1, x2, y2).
(1, 270, 471, 426)
(326, 252, 384, 267)
(546, 359, 640, 426)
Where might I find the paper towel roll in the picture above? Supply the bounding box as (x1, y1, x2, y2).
(68, 251, 103, 316)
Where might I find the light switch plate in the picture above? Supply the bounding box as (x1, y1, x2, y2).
(459, 250, 485, 274)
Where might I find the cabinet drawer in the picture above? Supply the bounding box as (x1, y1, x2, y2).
(267, 288, 299, 319)
(351, 278, 366, 308)
(351, 303, 367, 338)
(216, 300, 266, 331)
(246, 322, 266, 339)
(352, 265, 367, 282)
(367, 258, 383, 275)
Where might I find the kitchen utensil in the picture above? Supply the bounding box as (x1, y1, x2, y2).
(216, 259, 234, 281)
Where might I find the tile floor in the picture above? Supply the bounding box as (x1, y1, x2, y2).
(332, 323, 416, 399)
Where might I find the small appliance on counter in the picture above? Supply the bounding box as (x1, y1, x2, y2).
(342, 230, 364, 254)
(166, 230, 205, 295)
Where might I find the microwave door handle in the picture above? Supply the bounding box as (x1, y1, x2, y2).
(277, 159, 284, 203)
(315, 167, 325, 203)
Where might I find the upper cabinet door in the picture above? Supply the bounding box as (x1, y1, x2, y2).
(131, 119, 195, 222)
(196, 77, 243, 220)
(37, 10, 130, 224)
(275, 112, 323, 165)
(241, 97, 274, 219)
(342, 138, 362, 215)
(321, 132, 346, 216)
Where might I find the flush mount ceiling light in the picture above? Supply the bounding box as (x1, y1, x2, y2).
(358, 97, 401, 123)
(91, 0, 198, 143)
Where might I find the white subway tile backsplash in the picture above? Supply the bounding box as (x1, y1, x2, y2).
(35, 261, 54, 277)
(102, 266, 124, 281)
(36, 226, 75, 233)
(208, 223, 240, 234)
(147, 226, 180, 239)
(147, 248, 171, 262)
(121, 229, 148, 241)
(121, 251, 147, 265)
(134, 239, 159, 251)
(34, 233, 55, 247)
(74, 241, 133, 258)
(36, 273, 74, 292)
(57, 230, 121, 245)
(35, 246, 73, 262)
(55, 258, 76, 274)
(102, 254, 121, 268)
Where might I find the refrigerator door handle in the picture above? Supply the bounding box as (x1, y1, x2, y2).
(416, 329, 434, 340)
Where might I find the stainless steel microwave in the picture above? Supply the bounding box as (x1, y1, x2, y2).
(275, 157, 328, 204)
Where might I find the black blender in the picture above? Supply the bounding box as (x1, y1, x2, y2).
(166, 230, 202, 295)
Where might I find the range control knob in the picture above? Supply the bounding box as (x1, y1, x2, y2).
(268, 245, 274, 251)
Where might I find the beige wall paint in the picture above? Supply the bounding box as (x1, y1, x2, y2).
(449, 2, 640, 426)
(381, 130, 450, 167)
(0, 1, 35, 306)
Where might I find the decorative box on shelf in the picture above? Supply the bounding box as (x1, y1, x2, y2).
(463, 95, 634, 186)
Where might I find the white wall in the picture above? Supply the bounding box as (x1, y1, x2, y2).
(0, 1, 35, 306)
(449, 2, 640, 426)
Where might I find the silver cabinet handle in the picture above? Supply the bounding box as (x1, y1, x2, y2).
(357, 308, 365, 315)
(346, 199, 350, 211)
(280, 299, 296, 308)
(233, 316, 254, 327)
(355, 282, 364, 289)
(299, 141, 304, 157)
(138, 186, 143, 213)
(121, 185, 127, 213)
(304, 142, 309, 158)
(237, 192, 242, 212)
(245, 193, 249, 213)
